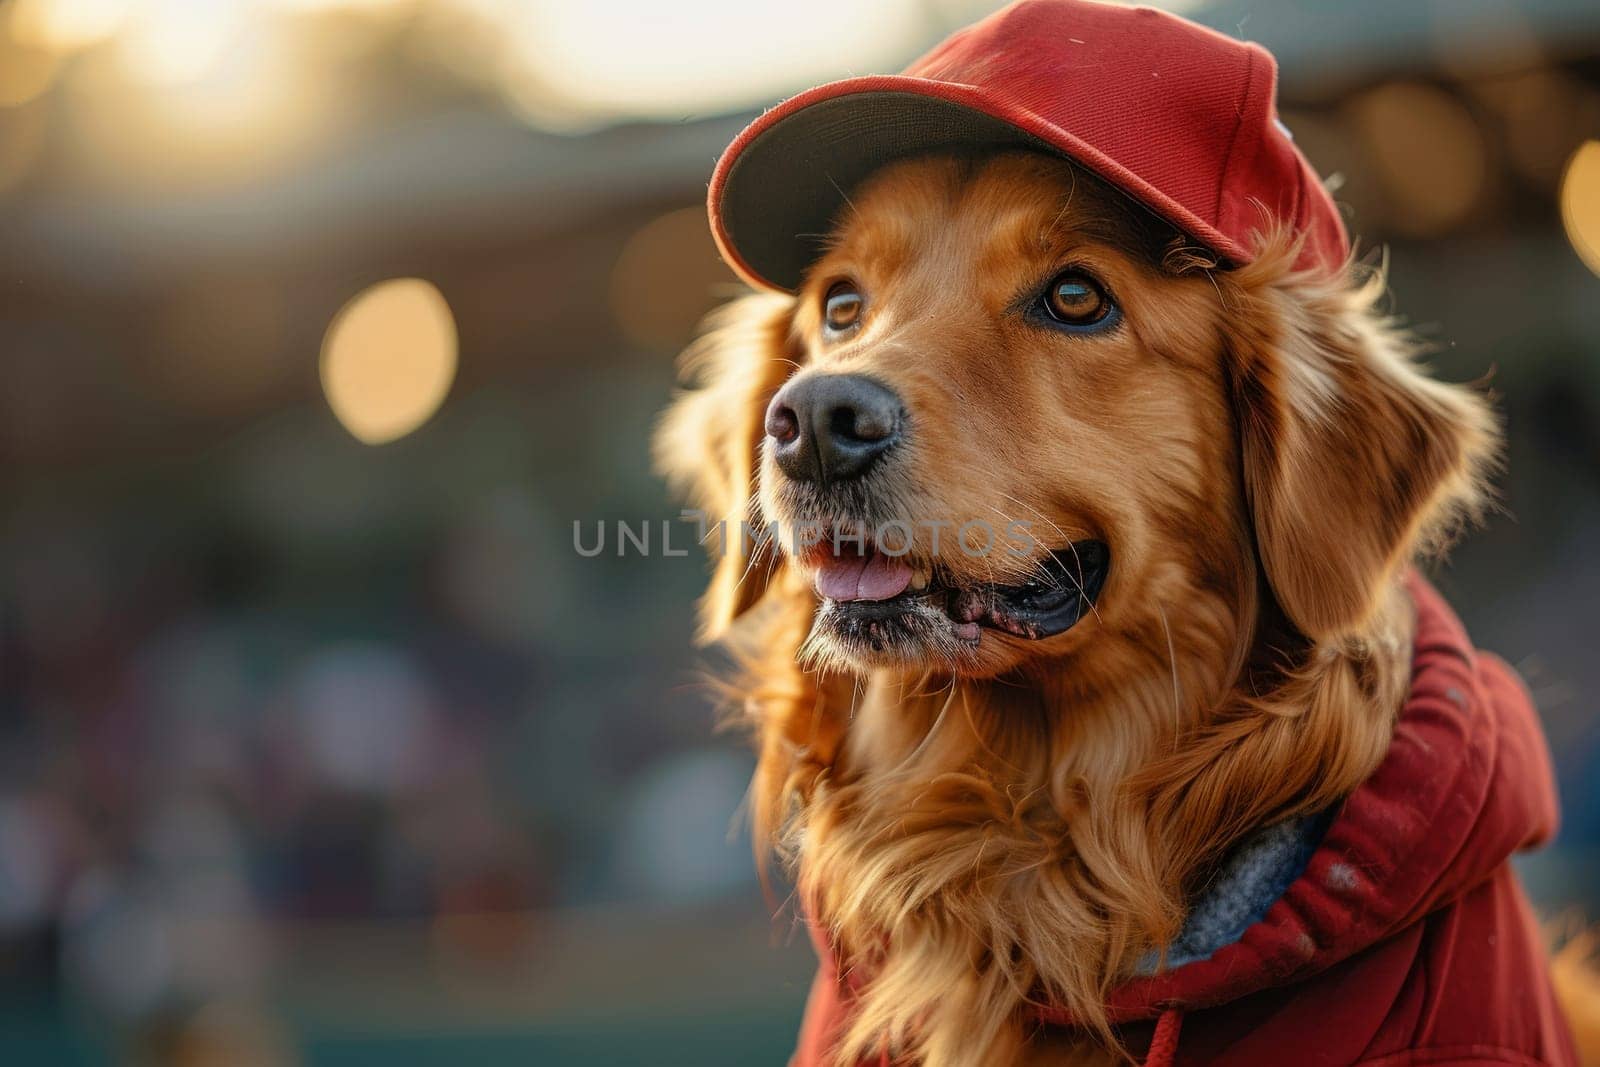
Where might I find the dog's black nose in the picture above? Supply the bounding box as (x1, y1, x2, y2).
(765, 374, 902, 484)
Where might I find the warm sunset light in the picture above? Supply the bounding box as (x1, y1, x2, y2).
(5, 0, 133, 51)
(320, 278, 458, 445)
(495, 0, 931, 127)
(0, 20, 60, 106)
(272, 0, 410, 11)
(1561, 140, 1600, 277)
(116, 0, 255, 86)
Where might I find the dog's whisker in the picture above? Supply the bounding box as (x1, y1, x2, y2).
(723, 493, 771, 598)
(1156, 601, 1182, 738)
(985, 493, 1105, 626)
(825, 172, 860, 223)
(897, 682, 960, 771)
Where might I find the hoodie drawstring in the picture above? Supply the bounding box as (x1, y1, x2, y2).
(1143, 1007, 1184, 1067)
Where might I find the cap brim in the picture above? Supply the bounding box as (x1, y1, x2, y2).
(709, 75, 1248, 293)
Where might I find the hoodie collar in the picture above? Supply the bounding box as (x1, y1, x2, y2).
(1134, 808, 1332, 976)
(1038, 571, 1561, 1027)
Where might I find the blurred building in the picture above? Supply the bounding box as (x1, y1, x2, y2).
(1, 1, 1598, 1063)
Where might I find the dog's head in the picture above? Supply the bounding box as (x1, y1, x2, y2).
(659, 151, 1492, 682)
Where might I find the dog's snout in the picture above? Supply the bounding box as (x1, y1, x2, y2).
(765, 374, 902, 484)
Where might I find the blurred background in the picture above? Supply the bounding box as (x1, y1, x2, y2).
(0, 0, 1598, 1063)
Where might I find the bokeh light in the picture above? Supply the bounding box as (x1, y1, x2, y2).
(0, 22, 60, 107)
(1560, 140, 1600, 277)
(320, 278, 459, 445)
(1351, 82, 1491, 238)
(610, 207, 735, 350)
(5, 0, 134, 51)
(274, 0, 412, 11)
(1471, 70, 1593, 192)
(56, 4, 326, 190)
(495, 0, 929, 128)
(116, 0, 255, 86)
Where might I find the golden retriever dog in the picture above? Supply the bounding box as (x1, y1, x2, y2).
(655, 151, 1587, 1066)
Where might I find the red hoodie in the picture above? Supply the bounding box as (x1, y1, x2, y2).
(792, 576, 1580, 1066)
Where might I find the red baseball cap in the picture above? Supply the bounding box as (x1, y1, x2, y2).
(708, 0, 1348, 293)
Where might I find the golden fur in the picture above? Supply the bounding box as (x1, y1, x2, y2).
(656, 153, 1500, 1065)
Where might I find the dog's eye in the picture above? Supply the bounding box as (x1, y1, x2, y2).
(1041, 270, 1112, 326)
(823, 282, 863, 334)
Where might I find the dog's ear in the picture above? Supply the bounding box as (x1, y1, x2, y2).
(654, 293, 798, 642)
(1222, 244, 1497, 641)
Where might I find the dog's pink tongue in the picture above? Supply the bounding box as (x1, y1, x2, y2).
(815, 550, 913, 602)
(815, 555, 867, 600)
(858, 551, 913, 600)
